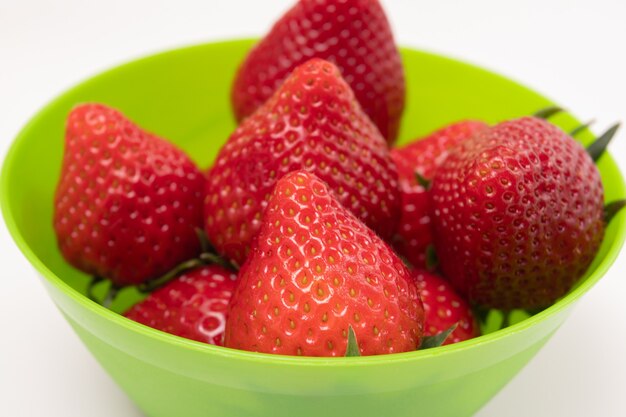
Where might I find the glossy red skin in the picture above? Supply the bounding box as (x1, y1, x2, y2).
(431, 117, 605, 309)
(391, 121, 487, 268)
(125, 266, 237, 346)
(206, 59, 400, 266)
(54, 104, 205, 287)
(231, 0, 405, 143)
(225, 171, 423, 357)
(413, 270, 480, 345)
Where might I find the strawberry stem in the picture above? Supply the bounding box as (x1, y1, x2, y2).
(604, 200, 626, 224)
(137, 250, 238, 294)
(199, 252, 238, 271)
(134, 230, 237, 294)
(89, 231, 237, 305)
(587, 123, 620, 162)
(533, 106, 564, 119)
(137, 258, 206, 293)
(195, 228, 211, 253)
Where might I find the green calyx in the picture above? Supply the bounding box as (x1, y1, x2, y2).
(345, 325, 361, 357)
(532, 106, 619, 162)
(419, 323, 458, 350)
(86, 276, 120, 308)
(569, 119, 595, 137)
(604, 200, 626, 225)
(533, 106, 564, 119)
(414, 172, 432, 190)
(344, 322, 458, 356)
(587, 123, 620, 162)
(425, 245, 439, 271)
(86, 275, 105, 304)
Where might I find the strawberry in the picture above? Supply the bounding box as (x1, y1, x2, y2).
(391, 121, 487, 268)
(431, 117, 605, 309)
(413, 270, 479, 345)
(206, 58, 400, 266)
(231, 0, 405, 143)
(125, 265, 236, 346)
(54, 104, 205, 287)
(224, 171, 423, 356)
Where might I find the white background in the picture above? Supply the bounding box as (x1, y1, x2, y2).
(1, 0, 625, 416)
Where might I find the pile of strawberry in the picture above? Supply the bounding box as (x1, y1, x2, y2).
(53, 0, 622, 357)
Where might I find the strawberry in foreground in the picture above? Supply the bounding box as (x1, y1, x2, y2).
(206, 58, 400, 266)
(391, 120, 487, 268)
(431, 116, 618, 310)
(125, 265, 237, 346)
(224, 171, 424, 356)
(54, 104, 205, 287)
(231, 0, 405, 143)
(413, 270, 479, 345)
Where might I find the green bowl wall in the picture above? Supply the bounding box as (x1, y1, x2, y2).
(2, 39, 625, 417)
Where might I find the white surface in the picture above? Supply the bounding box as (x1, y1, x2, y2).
(1, 0, 625, 415)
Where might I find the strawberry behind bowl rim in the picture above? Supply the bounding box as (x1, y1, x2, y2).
(2, 38, 625, 367)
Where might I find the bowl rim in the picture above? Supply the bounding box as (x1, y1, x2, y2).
(2, 38, 625, 367)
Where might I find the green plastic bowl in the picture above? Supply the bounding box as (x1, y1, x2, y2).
(2, 39, 625, 417)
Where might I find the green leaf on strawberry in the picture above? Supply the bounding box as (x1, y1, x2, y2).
(345, 326, 361, 357)
(533, 105, 563, 119)
(604, 200, 626, 224)
(569, 119, 595, 137)
(419, 324, 458, 350)
(425, 245, 438, 271)
(414, 172, 432, 190)
(587, 123, 620, 162)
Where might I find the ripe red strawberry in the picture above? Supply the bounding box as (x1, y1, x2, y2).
(224, 171, 423, 356)
(125, 265, 237, 346)
(431, 117, 605, 309)
(54, 104, 205, 287)
(391, 121, 487, 268)
(231, 0, 405, 143)
(206, 58, 400, 266)
(412, 270, 479, 345)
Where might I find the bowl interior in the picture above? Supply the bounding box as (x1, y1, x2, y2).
(2, 39, 625, 338)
